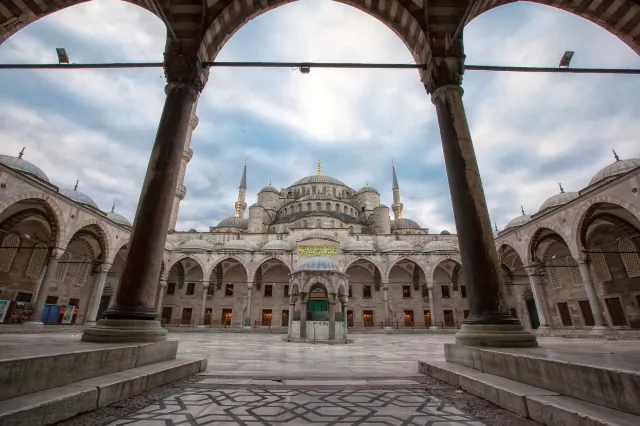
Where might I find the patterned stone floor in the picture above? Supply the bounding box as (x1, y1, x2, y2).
(109, 387, 486, 425)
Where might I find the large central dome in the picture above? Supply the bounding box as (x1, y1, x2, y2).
(291, 175, 347, 186)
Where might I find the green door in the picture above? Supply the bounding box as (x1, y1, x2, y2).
(526, 299, 540, 329)
(308, 300, 327, 312)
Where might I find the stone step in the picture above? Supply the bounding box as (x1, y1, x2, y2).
(444, 343, 640, 416)
(0, 356, 207, 426)
(419, 360, 640, 426)
(0, 340, 178, 401)
(197, 378, 421, 388)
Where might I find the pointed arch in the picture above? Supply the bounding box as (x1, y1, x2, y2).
(524, 221, 573, 262)
(61, 218, 112, 263)
(384, 255, 427, 283)
(167, 254, 207, 279)
(0, 192, 65, 248)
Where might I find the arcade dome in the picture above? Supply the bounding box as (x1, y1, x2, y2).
(539, 191, 579, 213)
(381, 240, 415, 252)
(223, 239, 255, 251)
(423, 241, 458, 253)
(589, 157, 640, 186)
(60, 185, 99, 209)
(391, 218, 421, 230)
(216, 216, 248, 229)
(342, 240, 375, 252)
(106, 211, 132, 228)
(262, 240, 294, 251)
(180, 239, 215, 251)
(298, 257, 340, 272)
(357, 183, 379, 194)
(505, 214, 532, 230)
(0, 152, 49, 182)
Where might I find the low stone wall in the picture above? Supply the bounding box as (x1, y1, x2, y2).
(0, 324, 83, 334)
(533, 328, 640, 339)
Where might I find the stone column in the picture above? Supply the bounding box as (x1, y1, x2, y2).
(85, 263, 110, 325)
(342, 298, 348, 342)
(26, 249, 59, 324)
(382, 283, 391, 329)
(525, 265, 550, 329)
(299, 292, 308, 339)
(244, 284, 253, 328)
(428, 287, 438, 329)
(425, 57, 536, 347)
(198, 283, 209, 327)
(577, 258, 608, 328)
(156, 282, 167, 316)
(287, 294, 297, 341)
(328, 293, 336, 340)
(82, 53, 207, 343)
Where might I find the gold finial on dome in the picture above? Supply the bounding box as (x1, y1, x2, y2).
(317, 160, 321, 176)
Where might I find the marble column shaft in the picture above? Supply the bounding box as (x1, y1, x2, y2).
(85, 264, 109, 323)
(29, 251, 59, 323)
(105, 83, 198, 320)
(382, 284, 390, 327)
(300, 293, 308, 339)
(342, 303, 348, 341)
(328, 296, 336, 340)
(577, 259, 608, 327)
(245, 285, 253, 327)
(428, 287, 438, 329)
(287, 295, 296, 340)
(200, 284, 209, 326)
(431, 84, 517, 326)
(526, 267, 550, 328)
(156, 282, 166, 316)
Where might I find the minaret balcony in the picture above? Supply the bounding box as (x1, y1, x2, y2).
(176, 184, 187, 199)
(182, 148, 193, 163)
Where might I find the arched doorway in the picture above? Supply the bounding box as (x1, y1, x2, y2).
(253, 258, 291, 327)
(163, 257, 204, 326)
(209, 258, 248, 327)
(432, 259, 466, 328)
(388, 259, 426, 328)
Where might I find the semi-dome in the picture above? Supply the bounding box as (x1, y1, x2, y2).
(180, 239, 215, 251)
(342, 240, 375, 252)
(0, 151, 49, 182)
(357, 183, 379, 194)
(298, 257, 340, 272)
(589, 156, 640, 186)
(423, 241, 458, 253)
(505, 214, 532, 230)
(391, 218, 421, 230)
(223, 239, 255, 251)
(381, 240, 415, 252)
(106, 211, 132, 228)
(262, 240, 293, 251)
(538, 191, 579, 213)
(216, 216, 248, 229)
(292, 175, 347, 186)
(60, 184, 99, 209)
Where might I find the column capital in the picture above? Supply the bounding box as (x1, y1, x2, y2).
(164, 45, 209, 95)
(524, 262, 543, 276)
(202, 282, 210, 289)
(422, 56, 465, 95)
(49, 248, 62, 258)
(575, 251, 589, 262)
(97, 263, 110, 273)
(159, 281, 167, 288)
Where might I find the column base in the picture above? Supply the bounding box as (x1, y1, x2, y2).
(22, 321, 44, 326)
(592, 325, 610, 330)
(455, 323, 538, 348)
(429, 326, 439, 330)
(81, 319, 167, 343)
(536, 325, 551, 330)
(196, 325, 208, 328)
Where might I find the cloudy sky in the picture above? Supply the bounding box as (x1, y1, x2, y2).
(0, 0, 638, 233)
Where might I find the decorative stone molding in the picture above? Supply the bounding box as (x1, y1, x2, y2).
(175, 184, 187, 200)
(182, 148, 193, 163)
(189, 115, 199, 130)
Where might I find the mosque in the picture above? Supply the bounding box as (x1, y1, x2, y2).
(0, 143, 639, 333)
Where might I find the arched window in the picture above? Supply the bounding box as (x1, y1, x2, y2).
(343, 206, 348, 214)
(303, 220, 308, 228)
(590, 247, 611, 282)
(297, 204, 302, 213)
(335, 204, 340, 212)
(332, 187, 336, 196)
(76, 256, 90, 286)
(306, 203, 311, 211)
(25, 243, 48, 279)
(326, 202, 331, 211)
(546, 260, 561, 289)
(55, 252, 71, 282)
(619, 239, 640, 278)
(322, 187, 327, 194)
(312, 186, 317, 195)
(566, 256, 582, 287)
(316, 219, 321, 228)
(330, 220, 335, 228)
(0, 234, 20, 272)
(316, 202, 321, 211)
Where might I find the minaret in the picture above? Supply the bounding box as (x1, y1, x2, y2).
(391, 159, 403, 220)
(235, 159, 248, 218)
(168, 99, 199, 232)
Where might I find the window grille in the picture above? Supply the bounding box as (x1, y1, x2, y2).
(566, 256, 583, 287)
(590, 247, 611, 282)
(55, 252, 71, 282)
(76, 256, 90, 286)
(547, 260, 561, 289)
(619, 239, 640, 278)
(25, 243, 48, 279)
(0, 234, 20, 272)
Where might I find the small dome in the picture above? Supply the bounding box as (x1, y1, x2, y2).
(180, 239, 215, 251)
(391, 218, 421, 230)
(0, 153, 49, 182)
(262, 240, 293, 251)
(60, 187, 99, 209)
(423, 240, 458, 253)
(188, 229, 197, 233)
(298, 257, 340, 272)
(223, 239, 255, 251)
(106, 211, 131, 228)
(505, 214, 532, 230)
(357, 183, 379, 195)
(440, 230, 451, 235)
(292, 175, 346, 186)
(381, 240, 415, 252)
(259, 183, 279, 194)
(216, 216, 248, 229)
(538, 191, 579, 213)
(589, 157, 640, 186)
(342, 240, 375, 252)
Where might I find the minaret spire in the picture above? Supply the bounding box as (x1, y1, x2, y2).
(317, 160, 321, 176)
(18, 147, 25, 159)
(235, 159, 248, 218)
(391, 159, 403, 220)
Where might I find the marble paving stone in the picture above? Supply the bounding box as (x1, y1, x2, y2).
(108, 388, 486, 425)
